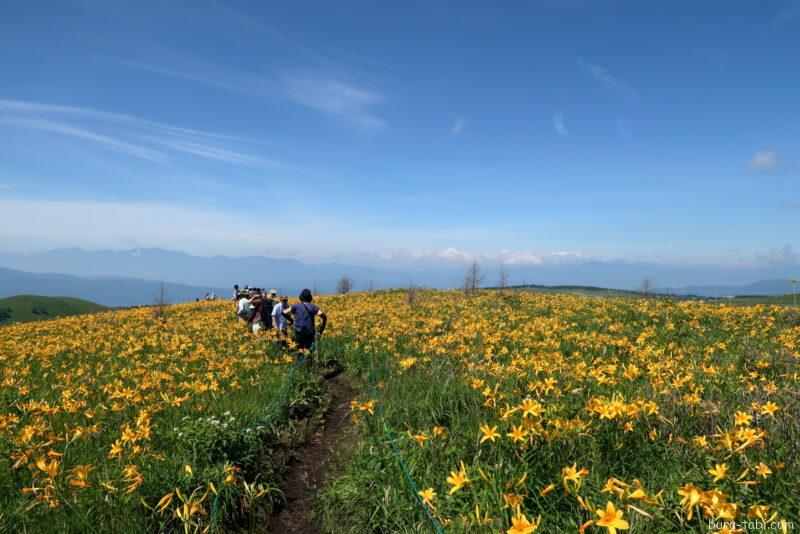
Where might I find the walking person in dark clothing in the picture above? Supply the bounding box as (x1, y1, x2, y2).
(283, 288, 327, 364)
(249, 292, 266, 333)
(251, 290, 277, 334)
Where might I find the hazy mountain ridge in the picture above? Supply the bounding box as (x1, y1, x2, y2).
(0, 248, 407, 292)
(0, 266, 227, 307)
(669, 279, 797, 298)
(0, 248, 798, 304)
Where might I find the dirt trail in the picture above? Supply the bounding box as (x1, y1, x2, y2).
(267, 373, 356, 534)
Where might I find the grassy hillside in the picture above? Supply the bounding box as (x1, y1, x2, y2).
(0, 295, 108, 324)
(0, 300, 327, 532)
(317, 290, 800, 531)
(1, 294, 798, 531)
(724, 293, 799, 306)
(509, 284, 642, 299)
(511, 284, 800, 307)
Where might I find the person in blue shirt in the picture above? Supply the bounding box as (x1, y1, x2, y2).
(282, 288, 328, 359)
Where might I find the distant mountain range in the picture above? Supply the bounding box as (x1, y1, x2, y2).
(0, 247, 797, 306)
(0, 267, 226, 307)
(0, 248, 406, 294)
(668, 279, 797, 298)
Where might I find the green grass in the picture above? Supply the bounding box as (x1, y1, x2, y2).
(721, 293, 799, 306)
(315, 290, 800, 532)
(511, 284, 800, 307)
(0, 302, 331, 533)
(510, 284, 642, 299)
(0, 295, 108, 324)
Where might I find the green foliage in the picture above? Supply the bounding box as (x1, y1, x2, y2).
(0, 302, 331, 533)
(316, 292, 800, 532)
(0, 295, 107, 324)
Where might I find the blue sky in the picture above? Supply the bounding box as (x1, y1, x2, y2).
(1, 0, 798, 268)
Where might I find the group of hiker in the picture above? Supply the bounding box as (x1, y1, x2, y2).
(233, 284, 327, 352)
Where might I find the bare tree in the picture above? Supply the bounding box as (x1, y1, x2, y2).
(498, 262, 509, 291)
(337, 274, 355, 294)
(407, 282, 420, 308)
(639, 277, 655, 298)
(462, 260, 485, 296)
(152, 277, 169, 319)
(367, 280, 375, 292)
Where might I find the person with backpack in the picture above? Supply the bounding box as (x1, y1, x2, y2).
(249, 292, 265, 332)
(236, 292, 253, 323)
(283, 288, 327, 361)
(250, 290, 276, 334)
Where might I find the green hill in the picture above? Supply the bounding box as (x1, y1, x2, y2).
(0, 295, 108, 325)
(724, 293, 798, 306)
(508, 284, 799, 307)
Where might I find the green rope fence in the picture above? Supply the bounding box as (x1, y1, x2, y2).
(369, 349, 445, 534)
(208, 333, 442, 532)
(208, 341, 313, 530)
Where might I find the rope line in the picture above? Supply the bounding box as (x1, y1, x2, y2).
(369, 350, 444, 534)
(207, 330, 441, 532)
(209, 339, 310, 530)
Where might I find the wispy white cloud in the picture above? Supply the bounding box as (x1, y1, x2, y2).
(148, 138, 284, 168)
(0, 195, 598, 265)
(206, 2, 342, 70)
(765, 3, 800, 34)
(280, 70, 385, 131)
(105, 4, 387, 131)
(0, 199, 325, 257)
(746, 149, 794, 173)
(0, 98, 262, 143)
(0, 199, 474, 259)
(395, 194, 428, 202)
(450, 115, 466, 135)
(747, 150, 779, 171)
(755, 244, 799, 266)
(576, 58, 639, 101)
(0, 117, 166, 162)
(0, 98, 280, 168)
(358, 247, 593, 266)
(0, 182, 11, 190)
(447, 248, 590, 265)
(110, 54, 386, 132)
(553, 112, 569, 136)
(109, 57, 276, 99)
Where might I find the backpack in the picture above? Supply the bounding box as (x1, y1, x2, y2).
(296, 302, 317, 335)
(257, 299, 274, 325)
(236, 299, 252, 320)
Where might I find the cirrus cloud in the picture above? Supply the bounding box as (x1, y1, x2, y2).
(0, 98, 283, 168)
(576, 58, 639, 101)
(746, 149, 794, 174)
(450, 115, 466, 135)
(553, 113, 569, 136)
